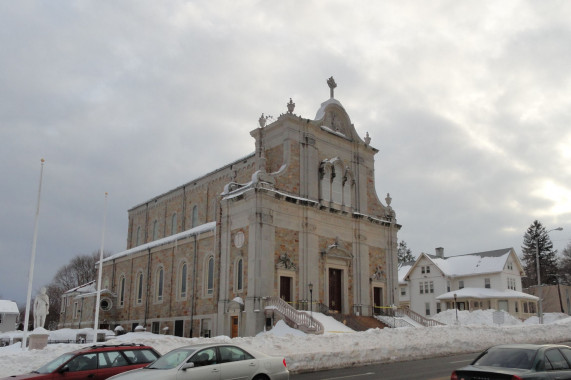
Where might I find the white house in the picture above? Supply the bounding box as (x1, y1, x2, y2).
(401, 247, 538, 320)
(0, 300, 19, 333)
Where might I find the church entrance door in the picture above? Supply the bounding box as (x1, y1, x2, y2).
(231, 316, 239, 338)
(373, 287, 383, 315)
(280, 276, 292, 303)
(329, 268, 342, 313)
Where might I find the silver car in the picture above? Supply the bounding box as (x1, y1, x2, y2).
(108, 343, 289, 380)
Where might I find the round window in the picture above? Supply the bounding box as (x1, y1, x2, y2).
(100, 298, 112, 311)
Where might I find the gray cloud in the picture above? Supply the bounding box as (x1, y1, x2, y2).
(1, 0, 570, 303)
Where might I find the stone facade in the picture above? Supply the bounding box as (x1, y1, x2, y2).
(59, 79, 401, 337)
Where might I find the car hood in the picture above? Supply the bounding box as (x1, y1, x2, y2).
(109, 368, 172, 380)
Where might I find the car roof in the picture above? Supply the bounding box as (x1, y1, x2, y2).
(73, 343, 155, 354)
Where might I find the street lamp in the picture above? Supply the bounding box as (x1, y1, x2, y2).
(308, 282, 314, 326)
(536, 227, 563, 324)
(454, 293, 458, 325)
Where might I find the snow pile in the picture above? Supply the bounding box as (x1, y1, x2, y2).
(432, 309, 522, 326)
(1, 312, 570, 376)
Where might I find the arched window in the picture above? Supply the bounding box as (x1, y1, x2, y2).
(206, 256, 214, 296)
(136, 272, 144, 305)
(152, 220, 159, 240)
(320, 162, 332, 202)
(192, 205, 198, 228)
(236, 258, 243, 292)
(179, 262, 187, 299)
(171, 213, 177, 235)
(119, 275, 126, 307)
(331, 161, 344, 204)
(343, 169, 353, 207)
(156, 267, 164, 302)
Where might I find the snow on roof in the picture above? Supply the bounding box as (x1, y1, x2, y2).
(426, 248, 514, 277)
(398, 264, 413, 284)
(102, 222, 216, 263)
(315, 98, 346, 120)
(64, 281, 96, 295)
(436, 287, 539, 301)
(0, 300, 18, 314)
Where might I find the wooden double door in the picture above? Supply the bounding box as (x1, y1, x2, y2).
(329, 268, 342, 313)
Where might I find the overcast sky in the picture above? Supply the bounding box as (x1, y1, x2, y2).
(2, 1, 571, 305)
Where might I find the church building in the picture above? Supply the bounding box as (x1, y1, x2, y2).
(59, 78, 401, 337)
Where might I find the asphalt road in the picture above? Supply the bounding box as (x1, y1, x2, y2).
(290, 351, 479, 380)
(292, 341, 571, 380)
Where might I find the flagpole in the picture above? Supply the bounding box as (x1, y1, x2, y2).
(93, 192, 108, 343)
(22, 159, 45, 349)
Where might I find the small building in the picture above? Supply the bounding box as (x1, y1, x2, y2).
(0, 300, 19, 333)
(401, 247, 538, 320)
(524, 284, 571, 315)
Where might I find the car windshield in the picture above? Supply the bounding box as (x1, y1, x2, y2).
(473, 348, 536, 370)
(147, 348, 197, 369)
(35, 353, 76, 374)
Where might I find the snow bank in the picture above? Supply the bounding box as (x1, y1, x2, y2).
(1, 313, 570, 376)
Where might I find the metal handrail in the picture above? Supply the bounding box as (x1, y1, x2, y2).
(264, 297, 324, 334)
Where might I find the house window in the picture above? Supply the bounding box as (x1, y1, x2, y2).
(429, 282, 434, 293)
(156, 267, 164, 302)
(507, 261, 513, 270)
(436, 302, 441, 313)
(171, 213, 177, 235)
(179, 263, 187, 299)
(425, 302, 431, 316)
(523, 302, 529, 313)
(421, 266, 425, 274)
(515, 301, 519, 313)
(485, 278, 490, 288)
(151, 322, 160, 334)
(136, 272, 144, 304)
(206, 256, 214, 295)
(424, 282, 429, 294)
(73, 302, 79, 319)
(447, 281, 450, 292)
(426, 266, 430, 274)
(236, 258, 243, 292)
(459, 280, 464, 289)
(419, 282, 424, 294)
(401, 287, 406, 296)
(119, 275, 126, 307)
(529, 302, 536, 313)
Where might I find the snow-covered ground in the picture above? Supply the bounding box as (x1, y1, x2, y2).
(1, 311, 570, 377)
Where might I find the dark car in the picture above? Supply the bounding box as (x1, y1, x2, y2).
(451, 343, 571, 380)
(2, 343, 160, 380)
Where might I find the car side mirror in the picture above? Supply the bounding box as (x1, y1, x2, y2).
(181, 362, 195, 371)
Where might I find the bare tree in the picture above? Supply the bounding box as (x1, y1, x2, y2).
(41, 250, 112, 329)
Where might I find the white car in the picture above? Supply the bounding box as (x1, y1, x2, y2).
(108, 343, 289, 380)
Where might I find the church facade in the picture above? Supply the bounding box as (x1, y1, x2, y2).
(59, 78, 401, 337)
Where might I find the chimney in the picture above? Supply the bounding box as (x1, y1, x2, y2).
(435, 247, 444, 258)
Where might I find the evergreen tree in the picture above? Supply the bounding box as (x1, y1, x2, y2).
(521, 220, 559, 288)
(397, 240, 415, 266)
(558, 242, 571, 285)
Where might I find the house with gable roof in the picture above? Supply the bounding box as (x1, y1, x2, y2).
(401, 247, 538, 320)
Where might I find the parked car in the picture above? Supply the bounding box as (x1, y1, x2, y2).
(108, 343, 289, 380)
(451, 343, 571, 380)
(2, 343, 160, 380)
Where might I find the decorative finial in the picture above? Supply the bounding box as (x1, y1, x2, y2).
(385, 193, 392, 206)
(287, 98, 295, 114)
(327, 76, 337, 98)
(258, 113, 273, 128)
(364, 132, 371, 145)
